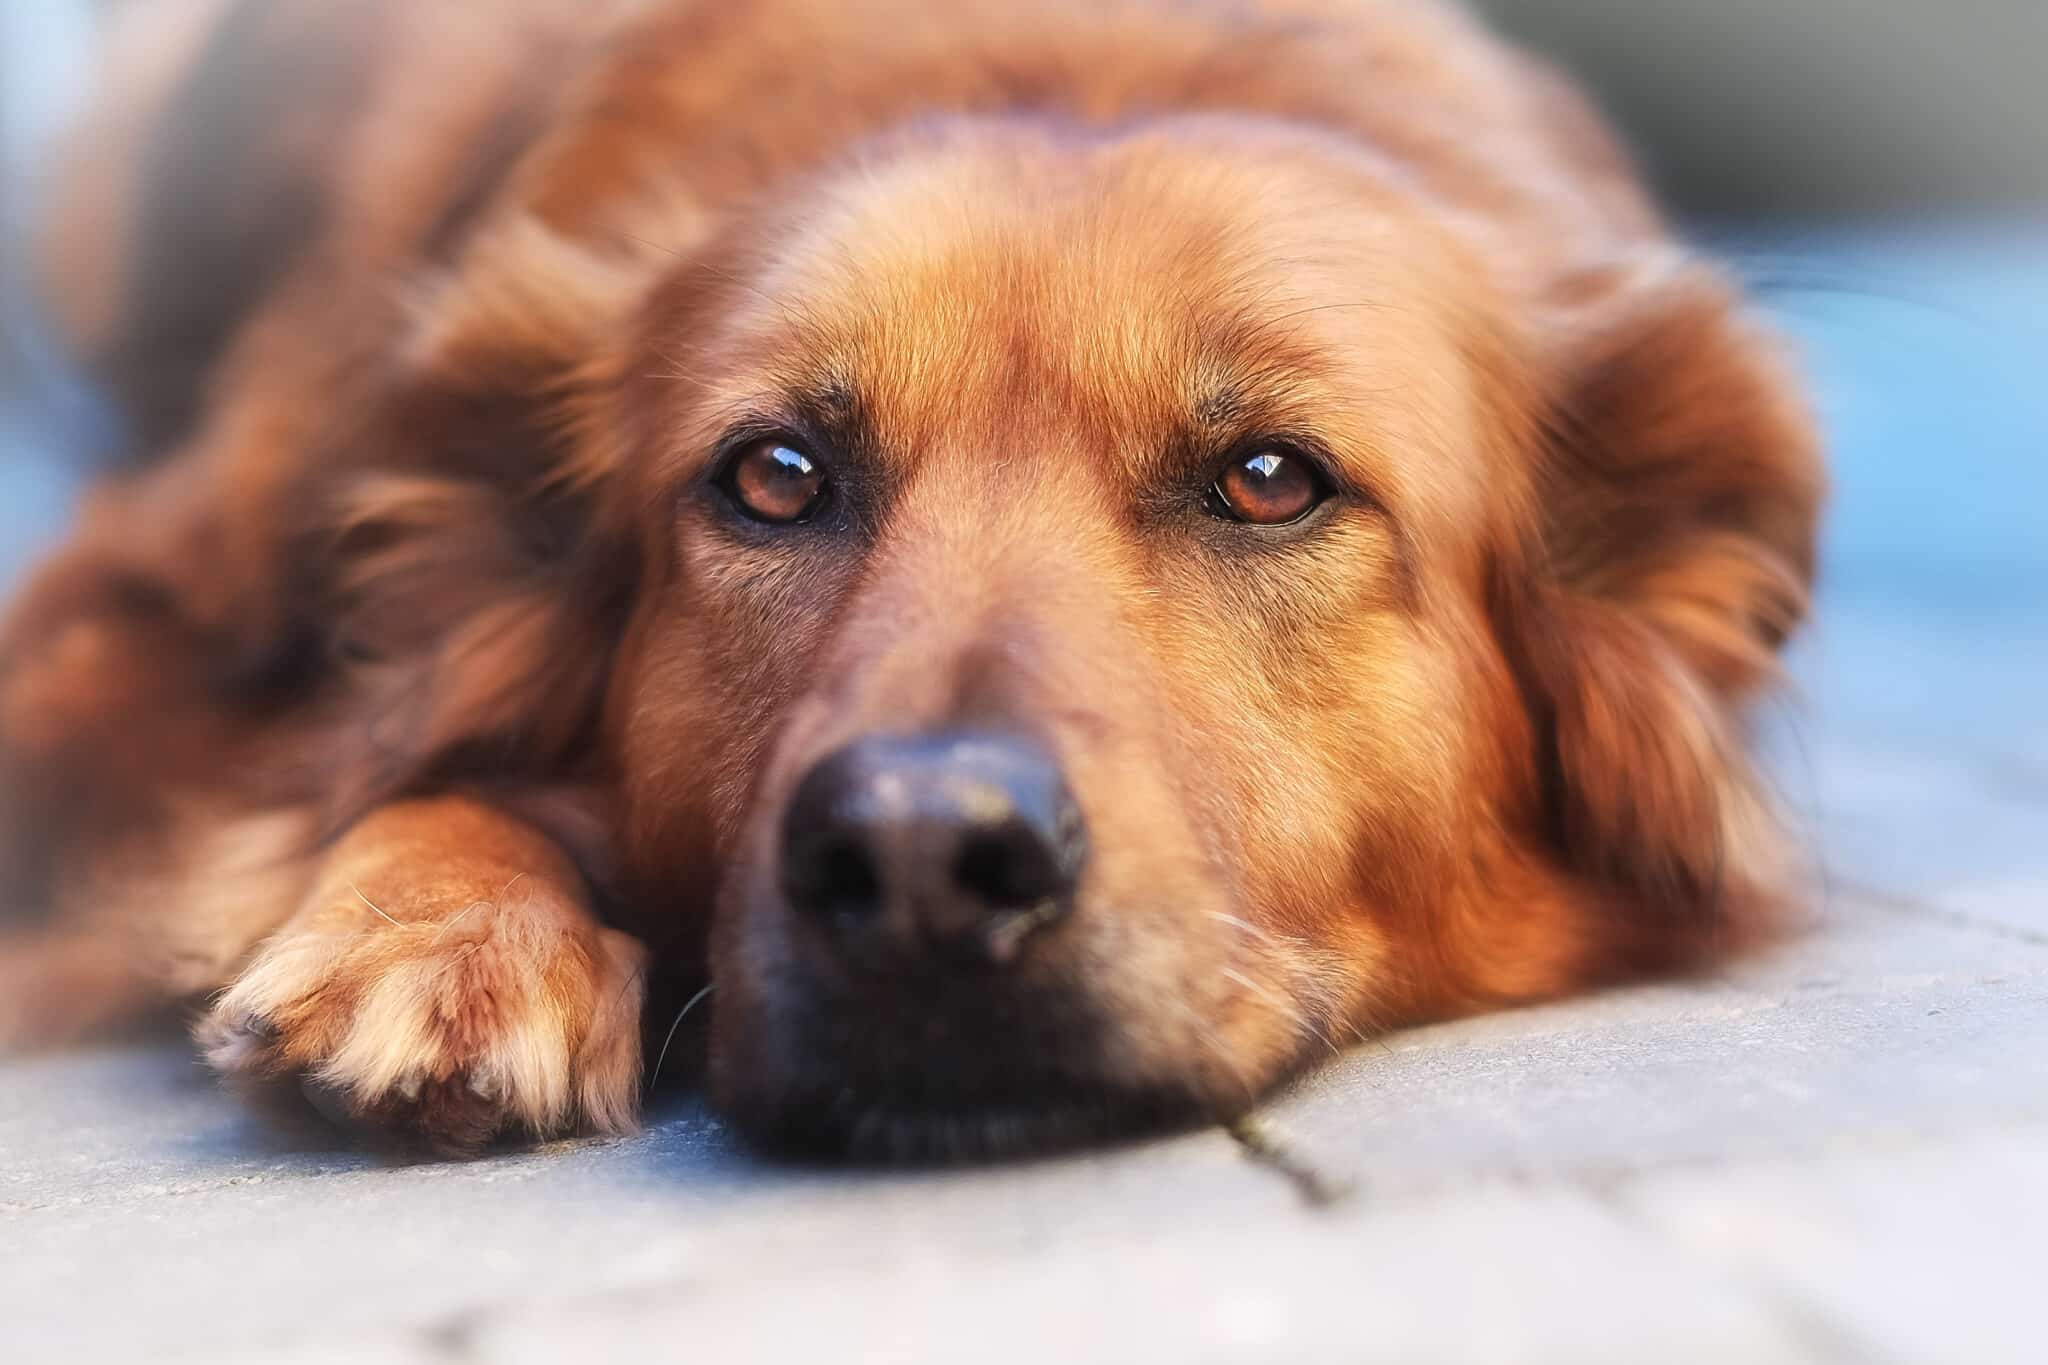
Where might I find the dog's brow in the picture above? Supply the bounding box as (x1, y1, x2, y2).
(784, 377, 875, 459)
(1170, 366, 1316, 462)
(812, 379, 857, 421)
(1192, 384, 1247, 430)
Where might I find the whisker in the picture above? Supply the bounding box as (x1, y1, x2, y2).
(1141, 963, 1258, 1109)
(350, 882, 403, 927)
(1222, 966, 1342, 1058)
(1205, 910, 1279, 944)
(615, 231, 691, 263)
(433, 899, 494, 941)
(610, 962, 647, 1016)
(1207, 912, 1356, 1059)
(649, 982, 716, 1090)
(1265, 299, 1393, 326)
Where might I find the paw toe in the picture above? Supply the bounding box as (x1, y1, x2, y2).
(198, 1008, 284, 1077)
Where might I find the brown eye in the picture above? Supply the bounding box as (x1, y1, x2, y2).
(1210, 448, 1326, 525)
(721, 439, 827, 524)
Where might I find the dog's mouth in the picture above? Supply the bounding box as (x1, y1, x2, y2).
(714, 1039, 1224, 1164)
(705, 937, 1237, 1163)
(730, 1073, 1218, 1164)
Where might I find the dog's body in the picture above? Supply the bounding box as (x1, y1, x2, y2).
(0, 0, 1821, 1157)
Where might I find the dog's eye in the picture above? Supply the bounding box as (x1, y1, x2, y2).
(720, 439, 828, 524)
(1209, 448, 1327, 525)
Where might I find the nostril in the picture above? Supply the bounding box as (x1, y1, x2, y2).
(779, 731, 1086, 965)
(952, 823, 1063, 909)
(783, 833, 883, 920)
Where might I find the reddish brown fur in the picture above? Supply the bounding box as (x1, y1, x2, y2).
(0, 0, 1822, 1157)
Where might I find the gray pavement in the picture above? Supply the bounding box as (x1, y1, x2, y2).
(4, 229, 2046, 1363)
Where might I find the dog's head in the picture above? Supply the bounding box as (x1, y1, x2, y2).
(336, 115, 1820, 1157)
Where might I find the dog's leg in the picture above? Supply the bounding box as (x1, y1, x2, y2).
(197, 794, 648, 1152)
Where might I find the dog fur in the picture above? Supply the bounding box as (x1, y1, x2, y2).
(0, 0, 1822, 1158)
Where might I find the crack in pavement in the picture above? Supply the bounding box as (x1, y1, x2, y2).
(1226, 1113, 1355, 1209)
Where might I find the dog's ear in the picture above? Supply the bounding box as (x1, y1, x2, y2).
(317, 217, 664, 814)
(1500, 256, 1825, 946)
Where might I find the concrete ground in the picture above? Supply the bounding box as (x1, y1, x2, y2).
(3, 227, 2045, 1363)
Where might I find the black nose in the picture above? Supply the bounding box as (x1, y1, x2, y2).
(779, 731, 1086, 967)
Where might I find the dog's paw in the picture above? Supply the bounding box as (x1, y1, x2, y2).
(198, 885, 647, 1153)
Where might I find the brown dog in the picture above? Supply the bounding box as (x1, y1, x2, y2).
(0, 0, 1822, 1158)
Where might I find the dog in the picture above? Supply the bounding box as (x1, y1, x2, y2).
(0, 0, 1822, 1159)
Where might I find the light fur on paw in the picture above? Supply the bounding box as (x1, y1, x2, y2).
(198, 882, 648, 1153)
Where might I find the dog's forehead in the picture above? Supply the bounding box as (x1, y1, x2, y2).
(755, 136, 1474, 479)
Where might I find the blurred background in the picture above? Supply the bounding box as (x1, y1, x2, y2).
(1479, 0, 2047, 218)
(0, 1, 99, 584)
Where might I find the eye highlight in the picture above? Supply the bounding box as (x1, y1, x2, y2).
(719, 438, 828, 524)
(1208, 447, 1328, 526)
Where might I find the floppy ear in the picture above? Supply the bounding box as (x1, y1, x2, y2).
(1502, 256, 1825, 944)
(316, 217, 663, 815)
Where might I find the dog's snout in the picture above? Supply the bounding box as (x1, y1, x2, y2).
(779, 731, 1085, 967)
